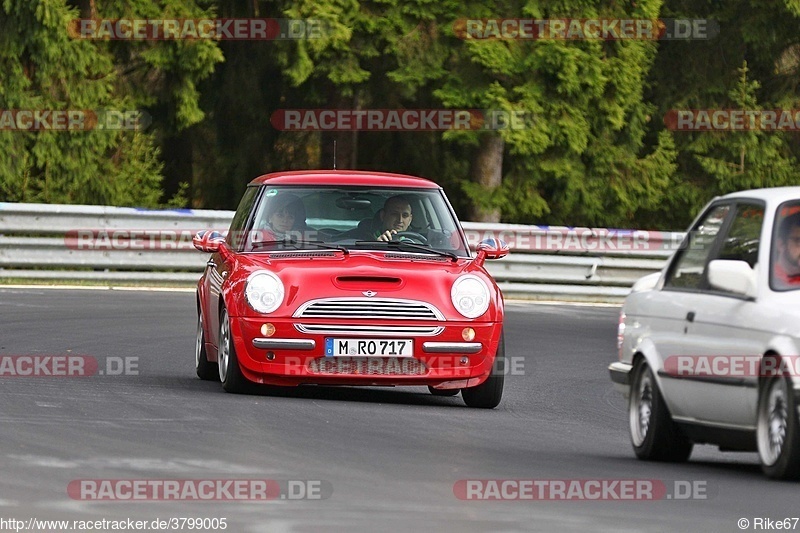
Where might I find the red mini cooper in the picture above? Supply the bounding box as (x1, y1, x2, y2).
(193, 170, 508, 408)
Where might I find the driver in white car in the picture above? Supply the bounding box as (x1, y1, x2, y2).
(774, 210, 800, 286)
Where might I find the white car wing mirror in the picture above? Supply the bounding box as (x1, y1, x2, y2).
(707, 259, 757, 299)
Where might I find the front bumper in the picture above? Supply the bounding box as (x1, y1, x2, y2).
(250, 338, 483, 354)
(608, 361, 633, 396)
(228, 316, 503, 388)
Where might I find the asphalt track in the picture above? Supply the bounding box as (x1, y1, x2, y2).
(0, 287, 795, 533)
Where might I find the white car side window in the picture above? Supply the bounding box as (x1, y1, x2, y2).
(665, 204, 731, 290)
(717, 204, 764, 268)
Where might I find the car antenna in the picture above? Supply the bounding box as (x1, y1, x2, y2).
(333, 140, 337, 170)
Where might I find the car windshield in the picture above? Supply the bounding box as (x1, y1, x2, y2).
(232, 185, 471, 257)
(770, 200, 800, 291)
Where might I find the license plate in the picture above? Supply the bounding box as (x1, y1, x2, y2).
(325, 338, 413, 357)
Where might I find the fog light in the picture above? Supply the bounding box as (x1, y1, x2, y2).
(261, 323, 275, 337)
(266, 351, 275, 361)
(460, 357, 469, 365)
(462, 327, 476, 342)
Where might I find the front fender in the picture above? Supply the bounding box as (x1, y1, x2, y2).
(764, 336, 800, 394)
(612, 336, 664, 401)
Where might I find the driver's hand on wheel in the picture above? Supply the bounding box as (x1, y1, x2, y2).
(377, 229, 397, 242)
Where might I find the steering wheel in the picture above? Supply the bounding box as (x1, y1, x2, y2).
(393, 231, 428, 245)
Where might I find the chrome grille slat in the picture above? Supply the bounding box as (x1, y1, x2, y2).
(300, 311, 433, 318)
(295, 324, 444, 336)
(307, 303, 431, 309)
(294, 297, 444, 321)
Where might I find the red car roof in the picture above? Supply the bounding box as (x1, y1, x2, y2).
(248, 170, 441, 189)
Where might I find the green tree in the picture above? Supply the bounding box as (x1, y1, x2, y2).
(640, 0, 800, 229)
(271, 0, 676, 225)
(690, 62, 799, 193)
(433, 1, 677, 225)
(0, 0, 222, 206)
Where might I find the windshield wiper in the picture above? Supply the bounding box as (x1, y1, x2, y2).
(354, 240, 458, 261)
(251, 238, 349, 254)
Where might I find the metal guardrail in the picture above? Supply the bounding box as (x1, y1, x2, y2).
(0, 202, 683, 302)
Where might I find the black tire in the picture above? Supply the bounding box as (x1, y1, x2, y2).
(462, 332, 505, 409)
(757, 374, 800, 479)
(195, 310, 218, 381)
(428, 386, 459, 397)
(629, 357, 693, 462)
(218, 307, 250, 393)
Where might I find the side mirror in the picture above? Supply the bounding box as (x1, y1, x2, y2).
(631, 272, 661, 293)
(192, 230, 226, 253)
(475, 238, 509, 266)
(707, 259, 757, 298)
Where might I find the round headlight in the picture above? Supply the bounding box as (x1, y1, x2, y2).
(245, 271, 284, 314)
(451, 275, 490, 319)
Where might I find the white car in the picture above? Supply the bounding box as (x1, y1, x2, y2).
(610, 187, 800, 479)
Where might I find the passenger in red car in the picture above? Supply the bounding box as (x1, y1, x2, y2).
(259, 193, 307, 241)
(774, 211, 800, 286)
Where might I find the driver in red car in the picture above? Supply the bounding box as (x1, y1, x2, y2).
(375, 195, 413, 241)
(774, 211, 800, 286)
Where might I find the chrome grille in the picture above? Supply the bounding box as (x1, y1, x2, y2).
(308, 357, 428, 376)
(294, 298, 444, 321)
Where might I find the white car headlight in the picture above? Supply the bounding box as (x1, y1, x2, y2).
(451, 274, 490, 319)
(245, 271, 284, 314)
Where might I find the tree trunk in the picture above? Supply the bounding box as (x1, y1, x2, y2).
(73, 0, 96, 18)
(469, 133, 504, 222)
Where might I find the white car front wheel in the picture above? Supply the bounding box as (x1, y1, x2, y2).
(629, 358, 693, 462)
